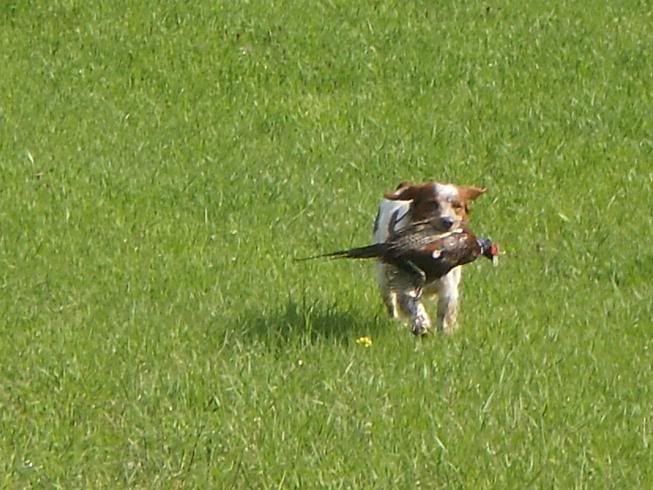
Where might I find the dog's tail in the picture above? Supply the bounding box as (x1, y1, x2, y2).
(295, 243, 387, 262)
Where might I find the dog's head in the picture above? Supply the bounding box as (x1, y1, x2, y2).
(384, 181, 486, 232)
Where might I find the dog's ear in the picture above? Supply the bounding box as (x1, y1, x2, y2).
(394, 181, 413, 190)
(458, 186, 487, 202)
(384, 182, 424, 201)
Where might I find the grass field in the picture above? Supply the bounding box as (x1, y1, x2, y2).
(1, 0, 652, 487)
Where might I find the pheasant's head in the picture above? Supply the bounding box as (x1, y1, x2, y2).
(478, 238, 500, 266)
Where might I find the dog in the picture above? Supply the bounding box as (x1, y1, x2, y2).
(372, 181, 486, 335)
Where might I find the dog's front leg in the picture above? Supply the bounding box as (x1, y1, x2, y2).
(436, 267, 462, 334)
(377, 263, 400, 318)
(398, 290, 431, 336)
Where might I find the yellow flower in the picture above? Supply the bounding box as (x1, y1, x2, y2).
(356, 336, 373, 347)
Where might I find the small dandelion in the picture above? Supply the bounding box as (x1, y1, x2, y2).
(356, 336, 373, 347)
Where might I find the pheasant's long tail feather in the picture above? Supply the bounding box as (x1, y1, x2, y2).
(295, 243, 385, 262)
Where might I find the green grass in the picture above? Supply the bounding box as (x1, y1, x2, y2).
(1, 0, 652, 487)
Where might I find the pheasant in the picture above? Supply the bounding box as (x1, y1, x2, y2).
(298, 220, 499, 292)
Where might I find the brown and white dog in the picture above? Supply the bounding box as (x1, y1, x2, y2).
(372, 181, 486, 335)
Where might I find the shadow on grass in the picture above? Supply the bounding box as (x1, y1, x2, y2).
(243, 298, 385, 347)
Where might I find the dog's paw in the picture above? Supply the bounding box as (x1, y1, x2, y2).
(411, 312, 431, 336)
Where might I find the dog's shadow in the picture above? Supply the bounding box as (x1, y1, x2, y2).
(245, 298, 385, 347)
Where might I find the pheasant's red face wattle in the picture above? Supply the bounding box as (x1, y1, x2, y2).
(489, 243, 500, 266)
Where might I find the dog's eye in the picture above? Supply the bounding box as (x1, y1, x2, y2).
(428, 201, 440, 210)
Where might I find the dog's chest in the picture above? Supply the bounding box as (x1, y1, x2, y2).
(373, 199, 411, 244)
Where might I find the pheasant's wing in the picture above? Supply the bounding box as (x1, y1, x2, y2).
(385, 261, 427, 292)
(386, 221, 452, 254)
